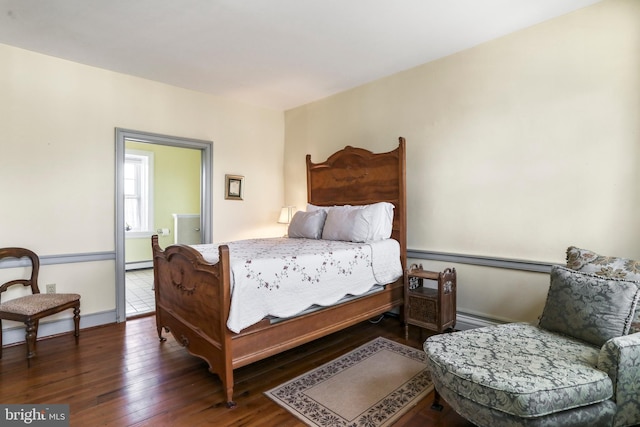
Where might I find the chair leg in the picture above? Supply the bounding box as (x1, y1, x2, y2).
(25, 319, 37, 368)
(73, 305, 80, 343)
(0, 319, 3, 359)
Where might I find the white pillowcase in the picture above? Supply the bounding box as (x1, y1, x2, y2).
(306, 203, 342, 213)
(308, 202, 394, 242)
(287, 210, 327, 239)
(322, 207, 370, 242)
(362, 202, 394, 241)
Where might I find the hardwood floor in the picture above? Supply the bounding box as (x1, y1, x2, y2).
(0, 314, 475, 426)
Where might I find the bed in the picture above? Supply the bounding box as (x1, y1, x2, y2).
(151, 137, 407, 407)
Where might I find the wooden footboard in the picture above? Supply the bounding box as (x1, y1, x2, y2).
(152, 235, 235, 406)
(152, 235, 403, 407)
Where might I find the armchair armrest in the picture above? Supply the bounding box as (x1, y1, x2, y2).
(598, 332, 640, 427)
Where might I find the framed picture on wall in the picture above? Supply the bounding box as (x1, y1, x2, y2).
(225, 174, 244, 200)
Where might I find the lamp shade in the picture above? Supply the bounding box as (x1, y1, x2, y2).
(278, 206, 296, 224)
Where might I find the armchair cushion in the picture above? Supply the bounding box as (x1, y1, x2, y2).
(539, 266, 639, 347)
(425, 323, 612, 419)
(567, 246, 640, 334)
(432, 376, 616, 427)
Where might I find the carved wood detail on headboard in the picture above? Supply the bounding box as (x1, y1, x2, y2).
(306, 137, 407, 268)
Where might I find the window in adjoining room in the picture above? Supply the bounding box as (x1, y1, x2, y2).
(124, 150, 154, 235)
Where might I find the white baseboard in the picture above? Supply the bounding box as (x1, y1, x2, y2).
(125, 261, 153, 271)
(455, 312, 504, 330)
(2, 310, 117, 347)
(2, 310, 504, 348)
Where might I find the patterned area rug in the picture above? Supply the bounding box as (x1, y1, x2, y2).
(265, 337, 433, 427)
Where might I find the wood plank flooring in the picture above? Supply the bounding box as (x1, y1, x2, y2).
(0, 314, 475, 426)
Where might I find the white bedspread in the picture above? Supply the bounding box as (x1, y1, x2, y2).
(191, 238, 402, 333)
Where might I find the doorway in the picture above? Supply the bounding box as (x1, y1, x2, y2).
(115, 129, 213, 322)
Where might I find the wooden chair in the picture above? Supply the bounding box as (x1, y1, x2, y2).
(0, 247, 80, 366)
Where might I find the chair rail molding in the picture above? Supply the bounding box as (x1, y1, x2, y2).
(407, 249, 557, 273)
(0, 251, 115, 269)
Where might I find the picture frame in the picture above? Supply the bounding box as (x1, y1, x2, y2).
(225, 174, 244, 200)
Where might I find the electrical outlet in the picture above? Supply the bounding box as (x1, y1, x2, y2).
(46, 283, 56, 294)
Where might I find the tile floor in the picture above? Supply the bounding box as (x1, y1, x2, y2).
(125, 268, 155, 317)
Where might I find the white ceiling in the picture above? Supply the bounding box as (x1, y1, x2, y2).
(0, 0, 602, 110)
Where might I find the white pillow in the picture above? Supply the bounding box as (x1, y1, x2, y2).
(318, 202, 394, 242)
(322, 207, 371, 242)
(307, 203, 351, 212)
(362, 202, 394, 241)
(288, 210, 327, 239)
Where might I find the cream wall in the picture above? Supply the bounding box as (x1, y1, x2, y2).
(1, 0, 638, 336)
(0, 43, 285, 331)
(284, 0, 640, 323)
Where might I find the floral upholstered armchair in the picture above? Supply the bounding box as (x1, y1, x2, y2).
(424, 247, 640, 427)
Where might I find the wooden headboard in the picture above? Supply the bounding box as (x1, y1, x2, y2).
(306, 137, 407, 268)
